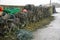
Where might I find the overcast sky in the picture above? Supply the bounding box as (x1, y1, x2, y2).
(0, 0, 60, 6)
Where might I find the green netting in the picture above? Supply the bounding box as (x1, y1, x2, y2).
(4, 7, 21, 15)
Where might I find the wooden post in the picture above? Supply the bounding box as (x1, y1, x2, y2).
(50, 0, 51, 5)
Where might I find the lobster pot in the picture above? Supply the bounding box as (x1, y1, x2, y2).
(2, 14, 10, 19)
(52, 5, 56, 13)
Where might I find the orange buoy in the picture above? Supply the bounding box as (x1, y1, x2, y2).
(0, 6, 3, 11)
(0, 6, 3, 16)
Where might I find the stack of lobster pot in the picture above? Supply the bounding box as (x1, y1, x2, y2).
(24, 4, 39, 22)
(37, 5, 44, 19)
(52, 5, 56, 13)
(38, 5, 53, 18)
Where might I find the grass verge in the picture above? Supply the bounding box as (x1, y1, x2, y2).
(24, 16, 54, 31)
